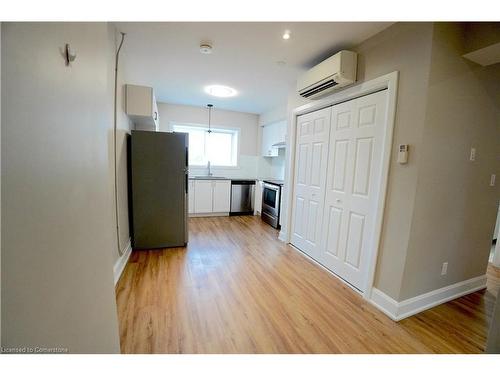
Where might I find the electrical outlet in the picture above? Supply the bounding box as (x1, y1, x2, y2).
(469, 148, 476, 161)
(441, 262, 448, 276)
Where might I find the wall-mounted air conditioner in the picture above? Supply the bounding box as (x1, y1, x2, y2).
(297, 50, 357, 100)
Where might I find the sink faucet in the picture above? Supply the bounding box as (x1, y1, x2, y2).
(207, 160, 213, 177)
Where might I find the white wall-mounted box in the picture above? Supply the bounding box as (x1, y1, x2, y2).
(125, 84, 160, 131)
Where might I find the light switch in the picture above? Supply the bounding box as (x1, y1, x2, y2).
(490, 174, 496, 187)
(469, 148, 476, 161)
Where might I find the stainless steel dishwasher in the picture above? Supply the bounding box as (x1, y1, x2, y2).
(230, 180, 256, 215)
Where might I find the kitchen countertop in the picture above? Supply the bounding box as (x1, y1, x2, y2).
(188, 176, 230, 180)
(189, 176, 283, 183)
(188, 176, 256, 181)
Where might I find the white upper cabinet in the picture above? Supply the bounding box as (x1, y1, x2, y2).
(125, 84, 160, 131)
(261, 120, 287, 157)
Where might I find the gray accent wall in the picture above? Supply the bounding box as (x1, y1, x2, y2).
(399, 23, 500, 299)
(283, 22, 500, 304)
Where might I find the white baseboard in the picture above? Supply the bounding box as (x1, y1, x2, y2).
(370, 274, 487, 321)
(113, 239, 132, 286)
(189, 212, 229, 217)
(370, 289, 400, 320)
(278, 230, 287, 242)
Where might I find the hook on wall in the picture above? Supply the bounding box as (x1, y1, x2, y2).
(62, 43, 76, 66)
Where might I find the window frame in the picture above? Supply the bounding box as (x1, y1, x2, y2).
(171, 122, 241, 169)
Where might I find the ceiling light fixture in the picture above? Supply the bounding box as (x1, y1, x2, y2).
(205, 85, 237, 98)
(282, 30, 291, 40)
(200, 42, 213, 54)
(206, 104, 213, 134)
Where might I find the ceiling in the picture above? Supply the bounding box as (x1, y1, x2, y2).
(115, 22, 393, 114)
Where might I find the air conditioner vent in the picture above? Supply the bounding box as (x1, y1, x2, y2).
(297, 50, 357, 100)
(301, 79, 338, 98)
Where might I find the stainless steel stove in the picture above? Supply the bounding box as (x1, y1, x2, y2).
(261, 180, 284, 229)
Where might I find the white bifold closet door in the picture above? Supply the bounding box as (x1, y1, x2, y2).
(291, 89, 388, 291)
(290, 107, 332, 260)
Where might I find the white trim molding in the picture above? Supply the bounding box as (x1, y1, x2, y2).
(113, 239, 132, 286)
(370, 274, 487, 321)
(278, 230, 287, 242)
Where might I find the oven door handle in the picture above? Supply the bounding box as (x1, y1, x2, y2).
(263, 183, 279, 192)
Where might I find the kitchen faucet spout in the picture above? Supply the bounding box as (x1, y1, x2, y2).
(207, 161, 213, 176)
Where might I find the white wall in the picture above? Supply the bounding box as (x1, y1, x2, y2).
(158, 102, 260, 178)
(257, 104, 287, 180)
(1, 23, 120, 353)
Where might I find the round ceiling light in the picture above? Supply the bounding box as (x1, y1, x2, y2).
(199, 43, 213, 54)
(205, 85, 237, 98)
(282, 30, 291, 40)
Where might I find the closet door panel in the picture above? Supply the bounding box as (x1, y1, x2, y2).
(290, 107, 331, 259)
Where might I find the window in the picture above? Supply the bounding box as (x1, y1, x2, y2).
(173, 124, 239, 167)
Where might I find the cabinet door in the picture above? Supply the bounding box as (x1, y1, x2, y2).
(126, 84, 153, 117)
(152, 94, 159, 130)
(277, 120, 287, 144)
(261, 125, 270, 156)
(194, 180, 213, 213)
(213, 181, 231, 213)
(262, 125, 278, 157)
(188, 180, 195, 214)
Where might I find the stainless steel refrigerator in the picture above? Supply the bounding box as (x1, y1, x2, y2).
(130, 130, 188, 249)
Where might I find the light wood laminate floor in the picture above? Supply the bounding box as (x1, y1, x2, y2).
(115, 216, 499, 353)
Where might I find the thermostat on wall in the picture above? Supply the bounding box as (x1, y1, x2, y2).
(398, 144, 409, 164)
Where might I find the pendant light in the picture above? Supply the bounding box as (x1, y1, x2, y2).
(207, 104, 213, 134)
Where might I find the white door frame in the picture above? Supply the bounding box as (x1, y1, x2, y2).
(281, 71, 399, 300)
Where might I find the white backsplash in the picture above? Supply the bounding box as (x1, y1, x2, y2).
(188, 154, 259, 179)
(189, 151, 286, 180)
(257, 148, 286, 180)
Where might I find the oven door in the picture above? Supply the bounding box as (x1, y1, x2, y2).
(262, 183, 280, 217)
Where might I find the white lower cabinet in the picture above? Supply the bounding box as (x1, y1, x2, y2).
(190, 179, 231, 215)
(188, 180, 195, 214)
(213, 181, 231, 213)
(193, 180, 214, 213)
(254, 180, 263, 214)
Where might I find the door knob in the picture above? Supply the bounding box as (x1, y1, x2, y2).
(336, 198, 342, 203)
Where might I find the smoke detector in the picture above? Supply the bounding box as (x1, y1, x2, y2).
(199, 43, 213, 54)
